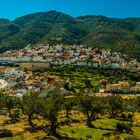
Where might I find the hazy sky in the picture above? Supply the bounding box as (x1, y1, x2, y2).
(0, 0, 140, 20)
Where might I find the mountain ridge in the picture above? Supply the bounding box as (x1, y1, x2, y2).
(0, 10, 140, 60)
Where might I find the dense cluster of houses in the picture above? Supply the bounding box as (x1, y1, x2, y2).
(0, 67, 69, 97)
(0, 44, 140, 96)
(0, 44, 140, 72)
(0, 67, 140, 96)
(104, 82, 140, 93)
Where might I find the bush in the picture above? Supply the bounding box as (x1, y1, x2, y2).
(0, 109, 7, 116)
(71, 130, 75, 133)
(12, 110, 21, 118)
(0, 129, 13, 138)
(121, 112, 127, 118)
(86, 135, 92, 138)
(116, 122, 125, 133)
(39, 136, 58, 140)
(127, 113, 133, 119)
(116, 122, 132, 134)
(125, 136, 140, 140)
(4, 118, 20, 124)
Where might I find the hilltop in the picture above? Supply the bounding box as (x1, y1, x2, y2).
(0, 11, 140, 60)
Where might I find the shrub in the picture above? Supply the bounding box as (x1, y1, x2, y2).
(39, 136, 58, 140)
(125, 136, 140, 140)
(121, 112, 127, 118)
(0, 129, 13, 138)
(116, 122, 125, 133)
(12, 110, 21, 118)
(71, 130, 75, 133)
(86, 135, 92, 138)
(116, 122, 132, 134)
(127, 113, 133, 119)
(4, 118, 20, 124)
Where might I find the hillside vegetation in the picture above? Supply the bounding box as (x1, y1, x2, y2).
(0, 11, 140, 60)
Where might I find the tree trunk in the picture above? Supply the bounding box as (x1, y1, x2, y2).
(86, 112, 95, 128)
(87, 118, 94, 128)
(8, 108, 13, 119)
(66, 109, 70, 119)
(111, 110, 116, 119)
(50, 122, 58, 136)
(28, 114, 34, 127)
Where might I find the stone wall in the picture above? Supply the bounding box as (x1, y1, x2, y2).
(16, 62, 50, 70)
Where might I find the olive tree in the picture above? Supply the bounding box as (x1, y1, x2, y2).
(63, 97, 77, 119)
(40, 92, 64, 136)
(3, 95, 15, 119)
(80, 95, 105, 127)
(20, 93, 40, 128)
(107, 96, 124, 118)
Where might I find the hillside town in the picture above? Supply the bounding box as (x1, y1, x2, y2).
(100, 81, 140, 94)
(0, 67, 70, 97)
(0, 65, 140, 97)
(0, 44, 140, 97)
(0, 44, 140, 72)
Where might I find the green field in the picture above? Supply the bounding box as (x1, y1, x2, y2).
(44, 65, 139, 93)
(0, 111, 140, 140)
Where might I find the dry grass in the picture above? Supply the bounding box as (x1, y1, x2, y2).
(0, 115, 46, 140)
(0, 110, 140, 140)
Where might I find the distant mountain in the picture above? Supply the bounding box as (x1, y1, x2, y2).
(0, 10, 140, 60)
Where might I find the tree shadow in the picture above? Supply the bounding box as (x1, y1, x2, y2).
(24, 124, 49, 133)
(3, 118, 20, 125)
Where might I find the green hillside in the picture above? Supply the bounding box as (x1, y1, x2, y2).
(0, 10, 140, 60)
